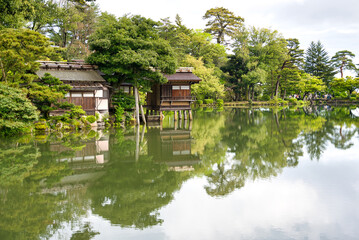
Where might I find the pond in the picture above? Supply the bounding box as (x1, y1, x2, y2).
(1, 106, 359, 240)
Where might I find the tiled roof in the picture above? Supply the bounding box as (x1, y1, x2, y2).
(163, 72, 201, 82)
(36, 61, 105, 82)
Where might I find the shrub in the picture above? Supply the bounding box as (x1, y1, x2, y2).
(350, 97, 356, 101)
(260, 94, 270, 101)
(86, 115, 96, 124)
(216, 99, 224, 107)
(69, 105, 86, 119)
(289, 98, 298, 104)
(0, 83, 39, 135)
(204, 99, 214, 104)
(197, 100, 203, 105)
(115, 106, 125, 123)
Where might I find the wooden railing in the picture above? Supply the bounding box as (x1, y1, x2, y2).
(161, 96, 196, 101)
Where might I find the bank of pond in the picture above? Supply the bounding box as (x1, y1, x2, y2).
(0, 107, 359, 239)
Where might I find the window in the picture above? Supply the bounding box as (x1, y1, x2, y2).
(181, 85, 190, 90)
(71, 93, 82, 97)
(172, 86, 180, 90)
(83, 93, 94, 97)
(120, 86, 130, 93)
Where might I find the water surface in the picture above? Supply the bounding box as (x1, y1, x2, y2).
(1, 106, 359, 239)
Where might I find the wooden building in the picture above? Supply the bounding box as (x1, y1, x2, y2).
(145, 67, 201, 121)
(36, 61, 109, 116)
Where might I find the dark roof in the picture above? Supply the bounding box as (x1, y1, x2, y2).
(71, 82, 105, 91)
(36, 61, 105, 82)
(163, 72, 201, 82)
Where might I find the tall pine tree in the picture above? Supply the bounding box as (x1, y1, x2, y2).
(304, 41, 335, 86)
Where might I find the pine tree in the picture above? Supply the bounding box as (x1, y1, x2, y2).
(203, 7, 244, 44)
(304, 41, 335, 86)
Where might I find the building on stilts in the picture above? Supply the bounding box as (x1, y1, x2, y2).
(145, 67, 201, 122)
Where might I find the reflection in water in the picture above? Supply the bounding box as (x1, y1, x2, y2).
(0, 106, 358, 239)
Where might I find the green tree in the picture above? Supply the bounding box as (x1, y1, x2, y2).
(203, 7, 244, 44)
(88, 14, 177, 88)
(0, 83, 39, 135)
(330, 77, 359, 98)
(0, 0, 31, 29)
(304, 41, 335, 86)
(0, 28, 58, 85)
(184, 55, 225, 100)
(297, 72, 326, 98)
(331, 50, 357, 78)
(27, 73, 72, 118)
(226, 27, 288, 99)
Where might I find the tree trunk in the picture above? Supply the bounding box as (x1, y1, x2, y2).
(136, 90, 146, 124)
(274, 80, 280, 98)
(134, 86, 140, 125)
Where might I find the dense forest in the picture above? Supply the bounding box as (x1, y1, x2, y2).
(1, 0, 359, 134)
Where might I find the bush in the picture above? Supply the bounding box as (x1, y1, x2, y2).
(289, 98, 298, 104)
(216, 99, 224, 107)
(115, 106, 125, 123)
(204, 99, 214, 104)
(86, 115, 96, 124)
(69, 105, 86, 119)
(260, 94, 270, 101)
(0, 83, 39, 135)
(196, 100, 203, 105)
(350, 97, 356, 101)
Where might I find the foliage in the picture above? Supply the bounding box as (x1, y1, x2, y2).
(304, 41, 336, 86)
(331, 50, 357, 78)
(196, 100, 203, 105)
(86, 115, 96, 123)
(203, 7, 244, 44)
(27, 73, 72, 118)
(87, 13, 177, 90)
(0, 28, 59, 85)
(204, 99, 214, 104)
(0, 83, 39, 135)
(330, 77, 359, 98)
(297, 72, 326, 96)
(184, 55, 225, 100)
(224, 27, 289, 100)
(216, 99, 224, 106)
(114, 106, 125, 123)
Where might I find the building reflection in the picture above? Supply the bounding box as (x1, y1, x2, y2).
(147, 120, 200, 171)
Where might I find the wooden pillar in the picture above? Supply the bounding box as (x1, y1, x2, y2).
(189, 110, 193, 120)
(160, 111, 163, 121)
(184, 110, 188, 120)
(174, 110, 178, 121)
(184, 118, 188, 129)
(179, 110, 182, 119)
(189, 120, 192, 130)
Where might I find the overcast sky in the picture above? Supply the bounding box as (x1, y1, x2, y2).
(96, 0, 359, 71)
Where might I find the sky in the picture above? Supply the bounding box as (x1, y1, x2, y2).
(96, 0, 359, 73)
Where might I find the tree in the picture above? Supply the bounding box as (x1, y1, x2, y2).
(331, 50, 357, 78)
(203, 7, 244, 44)
(27, 73, 72, 118)
(0, 0, 30, 29)
(26, 0, 59, 32)
(297, 72, 326, 98)
(87, 14, 177, 124)
(0, 83, 39, 135)
(47, 1, 99, 60)
(225, 27, 288, 100)
(0, 28, 58, 85)
(330, 77, 359, 98)
(183, 55, 225, 100)
(304, 41, 335, 86)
